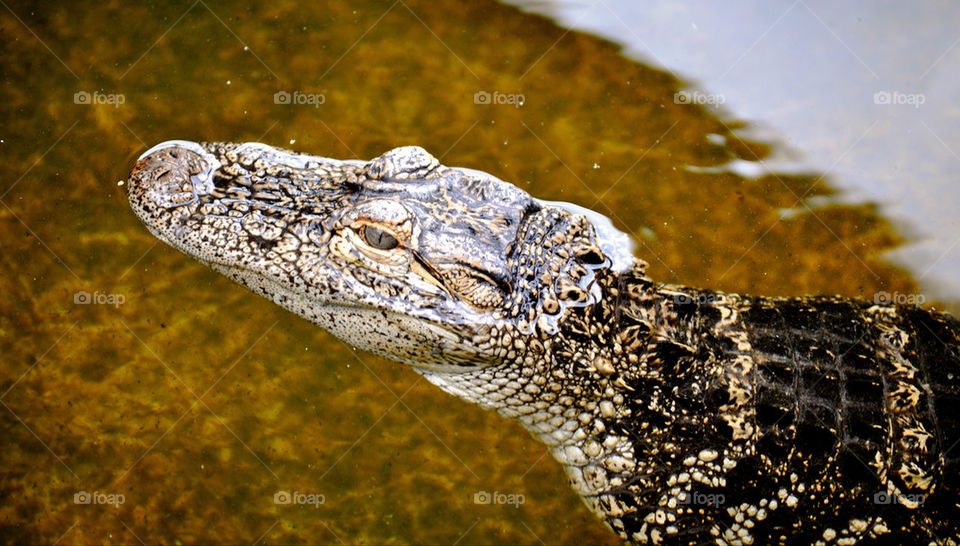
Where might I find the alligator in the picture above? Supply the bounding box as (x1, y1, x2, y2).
(127, 140, 960, 545)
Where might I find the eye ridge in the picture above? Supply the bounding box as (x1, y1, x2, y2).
(362, 224, 400, 250)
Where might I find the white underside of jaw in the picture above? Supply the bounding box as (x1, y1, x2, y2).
(204, 260, 497, 371)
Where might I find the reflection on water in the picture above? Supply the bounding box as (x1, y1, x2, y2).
(508, 0, 960, 305)
(0, 0, 929, 544)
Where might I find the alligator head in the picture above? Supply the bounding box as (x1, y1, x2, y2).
(127, 141, 633, 373)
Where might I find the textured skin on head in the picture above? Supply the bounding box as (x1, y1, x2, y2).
(129, 141, 960, 544)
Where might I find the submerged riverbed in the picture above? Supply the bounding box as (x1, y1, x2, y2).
(0, 1, 945, 544)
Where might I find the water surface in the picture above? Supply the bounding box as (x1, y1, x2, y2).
(509, 0, 960, 303)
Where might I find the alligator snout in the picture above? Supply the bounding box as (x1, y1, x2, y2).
(128, 140, 219, 210)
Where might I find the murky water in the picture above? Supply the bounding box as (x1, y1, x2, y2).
(0, 1, 941, 544)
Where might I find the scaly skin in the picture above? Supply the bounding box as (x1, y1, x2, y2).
(127, 141, 960, 544)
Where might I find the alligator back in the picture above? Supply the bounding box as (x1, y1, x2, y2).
(739, 297, 960, 541)
(592, 275, 960, 544)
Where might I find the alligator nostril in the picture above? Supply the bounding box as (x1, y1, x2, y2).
(128, 140, 220, 209)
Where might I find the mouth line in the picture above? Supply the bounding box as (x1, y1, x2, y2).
(198, 245, 489, 330)
(204, 256, 383, 316)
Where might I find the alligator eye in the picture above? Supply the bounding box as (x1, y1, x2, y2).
(362, 225, 399, 250)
